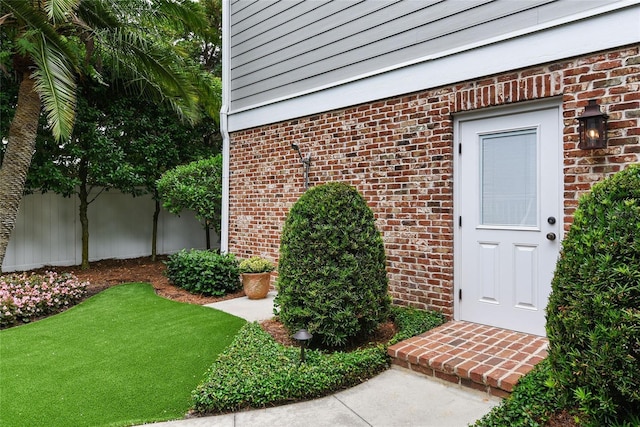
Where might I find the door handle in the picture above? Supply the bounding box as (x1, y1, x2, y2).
(546, 232, 556, 241)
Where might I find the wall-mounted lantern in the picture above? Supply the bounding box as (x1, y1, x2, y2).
(577, 100, 608, 150)
(291, 143, 311, 189)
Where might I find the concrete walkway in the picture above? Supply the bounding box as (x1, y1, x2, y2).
(142, 294, 500, 427)
(204, 291, 277, 322)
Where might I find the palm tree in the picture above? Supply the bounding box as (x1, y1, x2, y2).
(0, 0, 215, 271)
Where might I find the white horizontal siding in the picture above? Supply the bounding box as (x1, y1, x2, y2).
(231, 0, 312, 46)
(226, 0, 640, 131)
(229, 0, 618, 111)
(231, 1, 394, 63)
(2, 191, 210, 272)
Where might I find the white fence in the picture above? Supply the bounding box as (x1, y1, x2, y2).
(2, 190, 212, 272)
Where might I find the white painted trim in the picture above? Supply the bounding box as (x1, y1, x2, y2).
(220, 0, 232, 253)
(228, 2, 640, 132)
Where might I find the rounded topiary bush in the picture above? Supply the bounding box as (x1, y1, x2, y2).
(275, 182, 391, 348)
(546, 164, 640, 425)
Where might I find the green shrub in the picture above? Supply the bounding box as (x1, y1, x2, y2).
(546, 164, 640, 425)
(275, 182, 391, 348)
(165, 249, 240, 296)
(472, 358, 562, 427)
(389, 306, 447, 345)
(192, 322, 389, 414)
(191, 306, 445, 415)
(157, 155, 223, 234)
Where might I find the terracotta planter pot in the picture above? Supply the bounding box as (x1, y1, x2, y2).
(241, 272, 271, 299)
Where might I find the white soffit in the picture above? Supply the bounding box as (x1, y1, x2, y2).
(227, 3, 640, 132)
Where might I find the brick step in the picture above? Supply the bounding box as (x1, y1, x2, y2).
(387, 320, 548, 398)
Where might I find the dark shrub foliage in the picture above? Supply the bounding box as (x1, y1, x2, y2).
(389, 306, 446, 345)
(472, 359, 562, 427)
(275, 182, 391, 348)
(192, 307, 444, 415)
(165, 249, 240, 296)
(546, 164, 640, 425)
(192, 322, 389, 414)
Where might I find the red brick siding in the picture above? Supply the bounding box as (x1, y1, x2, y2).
(229, 45, 640, 317)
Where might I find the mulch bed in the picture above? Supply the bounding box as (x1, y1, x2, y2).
(29, 256, 244, 305)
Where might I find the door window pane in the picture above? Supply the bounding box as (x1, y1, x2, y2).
(481, 129, 537, 227)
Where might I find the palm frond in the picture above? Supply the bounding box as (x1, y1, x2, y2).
(98, 28, 203, 123)
(5, 0, 216, 129)
(45, 0, 80, 24)
(0, 0, 79, 69)
(75, 0, 120, 31)
(193, 73, 222, 124)
(151, 0, 209, 35)
(31, 34, 77, 141)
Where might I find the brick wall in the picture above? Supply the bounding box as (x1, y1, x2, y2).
(228, 45, 640, 317)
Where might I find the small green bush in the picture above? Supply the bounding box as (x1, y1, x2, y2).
(191, 306, 444, 414)
(472, 358, 562, 427)
(192, 322, 389, 414)
(165, 250, 240, 296)
(389, 306, 447, 345)
(238, 257, 275, 273)
(546, 164, 640, 425)
(275, 182, 391, 348)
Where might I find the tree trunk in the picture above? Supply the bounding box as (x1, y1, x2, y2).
(0, 75, 41, 272)
(205, 220, 211, 250)
(78, 160, 90, 269)
(151, 198, 160, 261)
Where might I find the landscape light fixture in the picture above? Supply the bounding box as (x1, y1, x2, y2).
(291, 143, 311, 189)
(292, 328, 313, 365)
(577, 100, 608, 150)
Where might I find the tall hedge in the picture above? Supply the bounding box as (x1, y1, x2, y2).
(546, 164, 640, 425)
(275, 182, 391, 348)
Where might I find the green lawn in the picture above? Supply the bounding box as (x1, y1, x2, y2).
(0, 283, 245, 427)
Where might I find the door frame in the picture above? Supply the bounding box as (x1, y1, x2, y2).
(452, 98, 564, 327)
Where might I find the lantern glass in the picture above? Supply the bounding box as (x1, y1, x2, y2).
(586, 119, 599, 141)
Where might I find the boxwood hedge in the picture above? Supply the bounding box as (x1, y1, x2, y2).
(546, 164, 640, 425)
(275, 182, 391, 348)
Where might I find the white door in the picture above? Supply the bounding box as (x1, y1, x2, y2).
(455, 105, 561, 336)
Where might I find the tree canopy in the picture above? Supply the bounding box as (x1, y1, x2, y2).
(157, 155, 223, 250)
(0, 0, 220, 270)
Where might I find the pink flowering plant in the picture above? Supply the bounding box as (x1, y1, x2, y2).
(0, 272, 88, 327)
